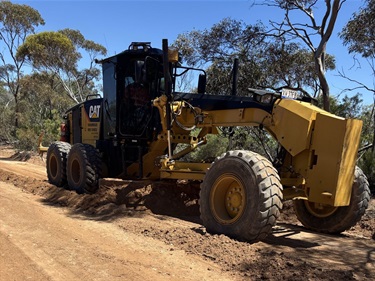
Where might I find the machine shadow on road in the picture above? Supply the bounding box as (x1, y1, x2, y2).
(264, 223, 320, 249)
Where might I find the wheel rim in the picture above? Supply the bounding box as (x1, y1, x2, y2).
(49, 155, 58, 179)
(210, 174, 246, 225)
(304, 201, 338, 218)
(71, 158, 81, 184)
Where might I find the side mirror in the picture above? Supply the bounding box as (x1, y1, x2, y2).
(197, 74, 206, 94)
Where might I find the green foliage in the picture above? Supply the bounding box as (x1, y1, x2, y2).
(329, 93, 364, 118)
(358, 150, 375, 192)
(0, 83, 15, 141)
(358, 103, 375, 191)
(173, 18, 267, 96)
(178, 126, 278, 164)
(359, 104, 375, 145)
(172, 17, 337, 163)
(0, 1, 44, 32)
(17, 29, 106, 104)
(16, 31, 76, 70)
(339, 0, 375, 179)
(173, 18, 334, 98)
(0, 2, 107, 149)
(264, 0, 344, 111)
(263, 42, 335, 97)
(12, 73, 73, 150)
(180, 133, 229, 162)
(0, 1, 45, 128)
(328, 93, 373, 148)
(41, 109, 62, 145)
(358, 104, 375, 192)
(15, 105, 61, 151)
(340, 0, 375, 58)
(59, 28, 107, 58)
(15, 106, 62, 151)
(227, 127, 278, 161)
(0, 101, 16, 142)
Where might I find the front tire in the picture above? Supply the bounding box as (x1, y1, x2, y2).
(46, 141, 71, 187)
(67, 143, 101, 194)
(293, 166, 370, 233)
(199, 150, 283, 242)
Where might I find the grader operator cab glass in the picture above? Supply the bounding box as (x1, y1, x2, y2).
(119, 58, 153, 137)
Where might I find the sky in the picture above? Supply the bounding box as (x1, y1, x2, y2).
(9, 0, 375, 105)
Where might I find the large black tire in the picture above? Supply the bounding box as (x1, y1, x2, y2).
(293, 166, 370, 234)
(46, 141, 71, 187)
(199, 150, 283, 242)
(66, 143, 101, 194)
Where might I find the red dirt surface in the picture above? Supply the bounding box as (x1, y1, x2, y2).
(0, 145, 374, 280)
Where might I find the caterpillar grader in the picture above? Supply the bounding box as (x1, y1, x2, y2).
(43, 39, 370, 242)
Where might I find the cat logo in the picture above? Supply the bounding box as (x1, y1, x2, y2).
(89, 105, 100, 119)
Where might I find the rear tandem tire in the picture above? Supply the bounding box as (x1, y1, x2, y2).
(67, 143, 101, 194)
(293, 166, 370, 234)
(199, 150, 283, 242)
(46, 141, 71, 187)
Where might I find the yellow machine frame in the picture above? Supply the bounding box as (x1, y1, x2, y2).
(130, 95, 362, 207)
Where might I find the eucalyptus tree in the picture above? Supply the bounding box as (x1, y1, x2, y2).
(358, 104, 375, 191)
(340, 0, 375, 154)
(0, 0, 45, 128)
(17, 29, 107, 104)
(173, 18, 268, 96)
(264, 0, 345, 111)
(341, 0, 375, 59)
(173, 18, 334, 98)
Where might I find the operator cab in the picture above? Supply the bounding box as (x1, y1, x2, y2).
(99, 42, 164, 141)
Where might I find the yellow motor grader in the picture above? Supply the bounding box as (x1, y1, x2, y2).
(44, 39, 370, 242)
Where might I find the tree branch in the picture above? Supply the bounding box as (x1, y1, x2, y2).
(337, 68, 375, 94)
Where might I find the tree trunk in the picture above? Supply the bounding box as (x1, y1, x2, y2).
(315, 53, 330, 112)
(14, 93, 19, 128)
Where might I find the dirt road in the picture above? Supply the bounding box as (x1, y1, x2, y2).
(0, 147, 374, 280)
(0, 181, 233, 281)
